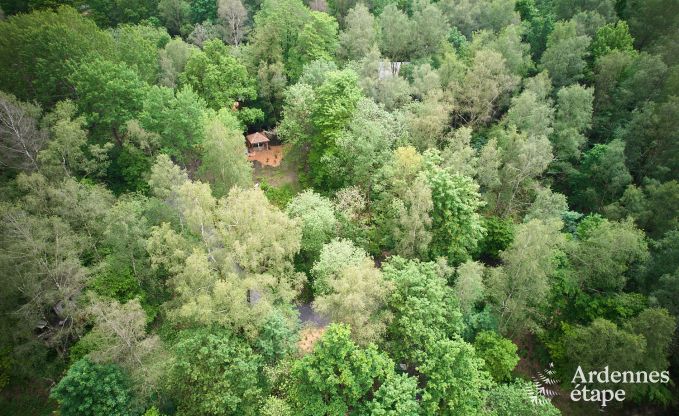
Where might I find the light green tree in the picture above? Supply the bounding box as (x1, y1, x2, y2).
(540, 21, 591, 88)
(198, 110, 252, 197)
(487, 219, 565, 336)
(314, 259, 393, 345)
(338, 4, 376, 61)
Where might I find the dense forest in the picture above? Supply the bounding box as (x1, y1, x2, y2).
(0, 0, 678, 415)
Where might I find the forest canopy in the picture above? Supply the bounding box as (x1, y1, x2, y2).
(0, 0, 678, 415)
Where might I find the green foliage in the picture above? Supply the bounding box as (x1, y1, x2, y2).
(476, 216, 514, 261)
(170, 328, 263, 416)
(261, 182, 295, 209)
(540, 20, 591, 88)
(0, 5, 115, 106)
(285, 189, 337, 255)
(568, 217, 648, 292)
(113, 24, 169, 84)
(485, 380, 562, 415)
(418, 336, 492, 415)
(50, 359, 133, 416)
(473, 331, 519, 382)
(382, 257, 464, 365)
(287, 11, 339, 80)
(311, 238, 370, 295)
(87, 0, 160, 27)
(139, 85, 207, 163)
(571, 139, 632, 210)
(180, 39, 257, 110)
(198, 109, 252, 197)
(487, 219, 565, 336)
(307, 69, 363, 189)
(314, 259, 393, 345)
(366, 373, 420, 416)
(254, 311, 298, 363)
(426, 162, 485, 265)
(288, 323, 394, 416)
(158, 0, 191, 35)
(591, 20, 635, 59)
(70, 58, 146, 142)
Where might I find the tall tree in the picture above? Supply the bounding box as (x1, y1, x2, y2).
(288, 323, 394, 416)
(0, 91, 46, 173)
(180, 39, 257, 110)
(540, 20, 591, 88)
(170, 329, 263, 416)
(313, 259, 393, 345)
(218, 0, 249, 45)
(425, 159, 485, 265)
(198, 110, 252, 197)
(338, 3, 376, 61)
(50, 359, 133, 416)
(0, 5, 115, 106)
(487, 219, 564, 336)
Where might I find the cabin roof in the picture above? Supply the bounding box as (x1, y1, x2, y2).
(246, 132, 270, 145)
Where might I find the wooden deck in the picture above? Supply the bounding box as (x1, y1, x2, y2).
(247, 145, 284, 167)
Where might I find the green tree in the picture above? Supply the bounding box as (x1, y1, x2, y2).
(473, 331, 519, 382)
(426, 160, 485, 265)
(311, 238, 369, 295)
(86, 0, 159, 27)
(559, 318, 646, 385)
(504, 88, 554, 139)
(170, 329, 263, 416)
(454, 260, 485, 314)
(591, 20, 635, 59)
(158, 0, 191, 35)
(38, 100, 111, 180)
(378, 4, 414, 62)
(439, 0, 520, 39)
(70, 58, 146, 146)
(287, 11, 339, 80)
(331, 98, 405, 188)
(392, 175, 434, 259)
(540, 20, 591, 88)
(382, 257, 464, 365)
(551, 84, 593, 161)
(113, 24, 169, 84)
(487, 219, 564, 336)
(85, 298, 167, 399)
(0, 5, 114, 106)
(418, 336, 491, 415)
(286, 190, 337, 256)
(452, 49, 519, 126)
(480, 128, 554, 218)
(308, 69, 362, 190)
(0, 91, 46, 173)
(139, 85, 207, 163)
(338, 3, 376, 61)
(568, 217, 648, 292)
(313, 259, 393, 345)
(572, 139, 632, 210)
(619, 97, 679, 183)
(485, 380, 562, 416)
(553, 0, 616, 22)
(180, 39, 257, 110)
(288, 323, 394, 416)
(159, 37, 197, 88)
(50, 359, 133, 416)
(198, 109, 252, 197)
(366, 373, 420, 416)
(216, 187, 302, 274)
(411, 0, 449, 59)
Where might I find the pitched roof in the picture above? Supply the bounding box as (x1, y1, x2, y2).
(246, 132, 269, 145)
